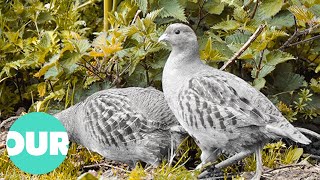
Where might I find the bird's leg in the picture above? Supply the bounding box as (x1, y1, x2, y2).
(251, 147, 263, 180)
(198, 150, 253, 171)
(198, 150, 253, 179)
(215, 150, 253, 169)
(196, 148, 220, 169)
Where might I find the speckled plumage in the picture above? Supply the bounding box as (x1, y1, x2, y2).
(159, 23, 311, 179)
(54, 87, 186, 167)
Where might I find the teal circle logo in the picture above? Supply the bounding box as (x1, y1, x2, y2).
(6, 112, 69, 174)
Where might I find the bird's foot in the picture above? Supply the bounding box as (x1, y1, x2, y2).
(198, 165, 224, 179)
(251, 171, 262, 180)
(196, 161, 213, 170)
(196, 163, 204, 170)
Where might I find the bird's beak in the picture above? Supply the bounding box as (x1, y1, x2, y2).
(158, 33, 168, 42)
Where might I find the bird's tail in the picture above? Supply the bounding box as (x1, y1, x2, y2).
(266, 122, 311, 145)
(296, 127, 320, 139)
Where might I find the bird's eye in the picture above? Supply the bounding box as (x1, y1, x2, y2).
(174, 30, 180, 34)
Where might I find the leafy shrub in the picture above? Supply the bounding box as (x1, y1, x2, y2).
(1, 0, 319, 124)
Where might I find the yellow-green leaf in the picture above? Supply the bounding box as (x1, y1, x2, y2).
(265, 50, 295, 66)
(256, 0, 283, 20)
(315, 63, 320, 73)
(289, 6, 315, 25)
(204, 0, 224, 15)
(253, 78, 266, 90)
(37, 82, 46, 97)
(212, 20, 240, 31)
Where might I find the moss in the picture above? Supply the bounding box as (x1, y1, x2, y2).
(0, 143, 103, 179)
(243, 141, 304, 172)
(127, 163, 146, 180)
(0, 141, 307, 179)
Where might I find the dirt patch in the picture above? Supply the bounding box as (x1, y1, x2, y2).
(242, 161, 320, 180)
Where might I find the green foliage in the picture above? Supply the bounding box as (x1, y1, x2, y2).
(1, 0, 319, 123)
(0, 0, 100, 117)
(0, 144, 104, 179)
(243, 141, 304, 171)
(128, 163, 146, 180)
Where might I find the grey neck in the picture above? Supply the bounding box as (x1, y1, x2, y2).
(166, 42, 202, 70)
(54, 104, 81, 143)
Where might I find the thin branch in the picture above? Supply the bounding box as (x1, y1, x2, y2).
(294, 16, 298, 32)
(115, 60, 120, 87)
(195, 0, 206, 30)
(0, 77, 9, 84)
(250, 0, 259, 19)
(15, 75, 23, 103)
(48, 80, 54, 93)
(81, 57, 100, 73)
(281, 17, 301, 50)
(77, 63, 104, 81)
(119, 62, 131, 76)
(83, 163, 130, 173)
(131, 10, 142, 25)
(220, 24, 266, 70)
(312, 54, 320, 62)
(297, 56, 313, 64)
(299, 23, 320, 35)
(280, 27, 298, 49)
(264, 164, 306, 173)
(305, 154, 320, 160)
(286, 34, 320, 47)
(255, 50, 265, 78)
(74, 0, 94, 10)
(280, 23, 320, 50)
(141, 61, 150, 86)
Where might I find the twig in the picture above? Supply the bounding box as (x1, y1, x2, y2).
(250, 0, 259, 19)
(77, 63, 104, 81)
(255, 50, 265, 78)
(306, 154, 320, 160)
(280, 23, 320, 50)
(79, 57, 105, 81)
(114, 60, 120, 87)
(195, 1, 206, 30)
(74, 0, 94, 10)
(297, 56, 312, 64)
(131, 10, 142, 25)
(14, 75, 23, 104)
(286, 34, 320, 47)
(220, 24, 266, 70)
(83, 163, 130, 173)
(119, 62, 131, 77)
(48, 80, 54, 93)
(81, 57, 101, 73)
(312, 54, 320, 62)
(0, 77, 9, 84)
(264, 164, 306, 173)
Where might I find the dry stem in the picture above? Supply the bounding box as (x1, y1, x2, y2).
(220, 24, 266, 70)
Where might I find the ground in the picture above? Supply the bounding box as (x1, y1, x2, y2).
(0, 116, 320, 179)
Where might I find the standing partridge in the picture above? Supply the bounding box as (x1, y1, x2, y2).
(159, 23, 311, 179)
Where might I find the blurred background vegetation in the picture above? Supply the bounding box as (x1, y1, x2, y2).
(0, 0, 320, 178)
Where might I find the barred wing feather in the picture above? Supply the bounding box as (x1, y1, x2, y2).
(83, 91, 150, 148)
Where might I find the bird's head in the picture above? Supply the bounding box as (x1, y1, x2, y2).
(158, 23, 198, 51)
